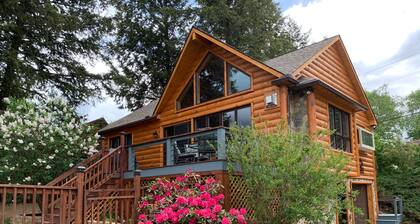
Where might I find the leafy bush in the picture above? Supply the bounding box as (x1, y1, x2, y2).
(226, 125, 351, 223)
(0, 98, 98, 185)
(376, 140, 420, 222)
(137, 171, 247, 224)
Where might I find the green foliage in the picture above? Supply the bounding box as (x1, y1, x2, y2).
(196, 0, 308, 60)
(226, 124, 350, 223)
(366, 85, 420, 221)
(107, 0, 196, 110)
(375, 140, 420, 221)
(365, 86, 404, 142)
(0, 0, 112, 110)
(405, 90, 420, 140)
(0, 98, 98, 185)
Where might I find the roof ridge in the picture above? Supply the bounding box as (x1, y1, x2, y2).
(265, 35, 339, 62)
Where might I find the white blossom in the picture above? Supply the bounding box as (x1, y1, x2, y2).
(17, 139, 23, 144)
(46, 165, 51, 169)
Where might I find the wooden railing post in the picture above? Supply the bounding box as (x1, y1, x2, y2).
(119, 132, 127, 173)
(74, 166, 85, 224)
(133, 169, 142, 220)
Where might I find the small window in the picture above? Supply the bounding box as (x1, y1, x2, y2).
(358, 128, 375, 150)
(195, 113, 222, 131)
(228, 64, 251, 94)
(110, 134, 132, 149)
(110, 137, 120, 149)
(329, 105, 351, 152)
(164, 122, 191, 137)
(223, 105, 251, 127)
(177, 78, 194, 109)
(196, 54, 225, 104)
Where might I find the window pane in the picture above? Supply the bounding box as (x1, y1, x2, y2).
(209, 113, 221, 127)
(197, 54, 225, 103)
(110, 137, 120, 148)
(164, 127, 174, 137)
(237, 106, 251, 127)
(195, 116, 208, 130)
(125, 134, 132, 146)
(177, 79, 194, 109)
(165, 122, 190, 137)
(334, 109, 342, 135)
(223, 110, 235, 127)
(329, 107, 335, 131)
(342, 112, 350, 137)
(174, 123, 190, 135)
(228, 64, 250, 94)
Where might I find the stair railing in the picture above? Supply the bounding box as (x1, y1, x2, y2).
(47, 150, 103, 187)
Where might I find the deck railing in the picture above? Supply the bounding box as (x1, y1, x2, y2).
(0, 183, 79, 224)
(131, 127, 228, 167)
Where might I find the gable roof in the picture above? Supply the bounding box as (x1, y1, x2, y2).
(98, 100, 158, 134)
(264, 36, 338, 76)
(153, 27, 287, 115)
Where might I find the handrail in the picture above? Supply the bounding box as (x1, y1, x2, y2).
(0, 183, 77, 190)
(131, 127, 229, 150)
(47, 150, 102, 186)
(84, 147, 121, 173)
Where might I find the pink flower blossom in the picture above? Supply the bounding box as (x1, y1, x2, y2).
(222, 217, 231, 224)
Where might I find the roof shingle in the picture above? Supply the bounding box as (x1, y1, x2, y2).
(98, 100, 158, 133)
(264, 36, 338, 75)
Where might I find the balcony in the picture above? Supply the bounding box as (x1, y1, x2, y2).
(125, 127, 229, 178)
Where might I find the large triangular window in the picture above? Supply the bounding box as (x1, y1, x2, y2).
(196, 54, 225, 104)
(176, 53, 252, 110)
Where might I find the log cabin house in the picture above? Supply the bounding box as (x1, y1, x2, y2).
(97, 28, 378, 224)
(0, 28, 378, 224)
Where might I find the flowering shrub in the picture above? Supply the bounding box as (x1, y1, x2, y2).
(0, 98, 99, 185)
(138, 171, 247, 224)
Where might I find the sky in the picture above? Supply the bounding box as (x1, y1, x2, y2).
(80, 0, 420, 123)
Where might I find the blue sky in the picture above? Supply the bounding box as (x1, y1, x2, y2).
(80, 0, 420, 123)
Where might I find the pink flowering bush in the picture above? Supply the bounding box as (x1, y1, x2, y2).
(137, 171, 247, 224)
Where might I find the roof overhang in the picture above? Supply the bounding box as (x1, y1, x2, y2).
(98, 116, 157, 135)
(273, 77, 368, 112)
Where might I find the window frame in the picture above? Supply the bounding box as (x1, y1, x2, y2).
(227, 63, 251, 95)
(175, 52, 252, 111)
(329, 105, 352, 153)
(193, 105, 252, 131)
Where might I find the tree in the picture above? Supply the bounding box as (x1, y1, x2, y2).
(365, 85, 404, 143)
(0, 0, 112, 110)
(405, 90, 420, 140)
(226, 125, 350, 223)
(0, 98, 98, 185)
(366, 86, 420, 221)
(196, 0, 308, 60)
(107, 0, 196, 110)
(375, 140, 420, 222)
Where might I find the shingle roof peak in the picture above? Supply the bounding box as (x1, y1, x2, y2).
(264, 35, 339, 76)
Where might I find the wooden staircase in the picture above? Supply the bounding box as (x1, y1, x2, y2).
(40, 146, 137, 224)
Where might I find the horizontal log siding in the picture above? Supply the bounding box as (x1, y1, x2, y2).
(356, 111, 376, 178)
(296, 43, 361, 103)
